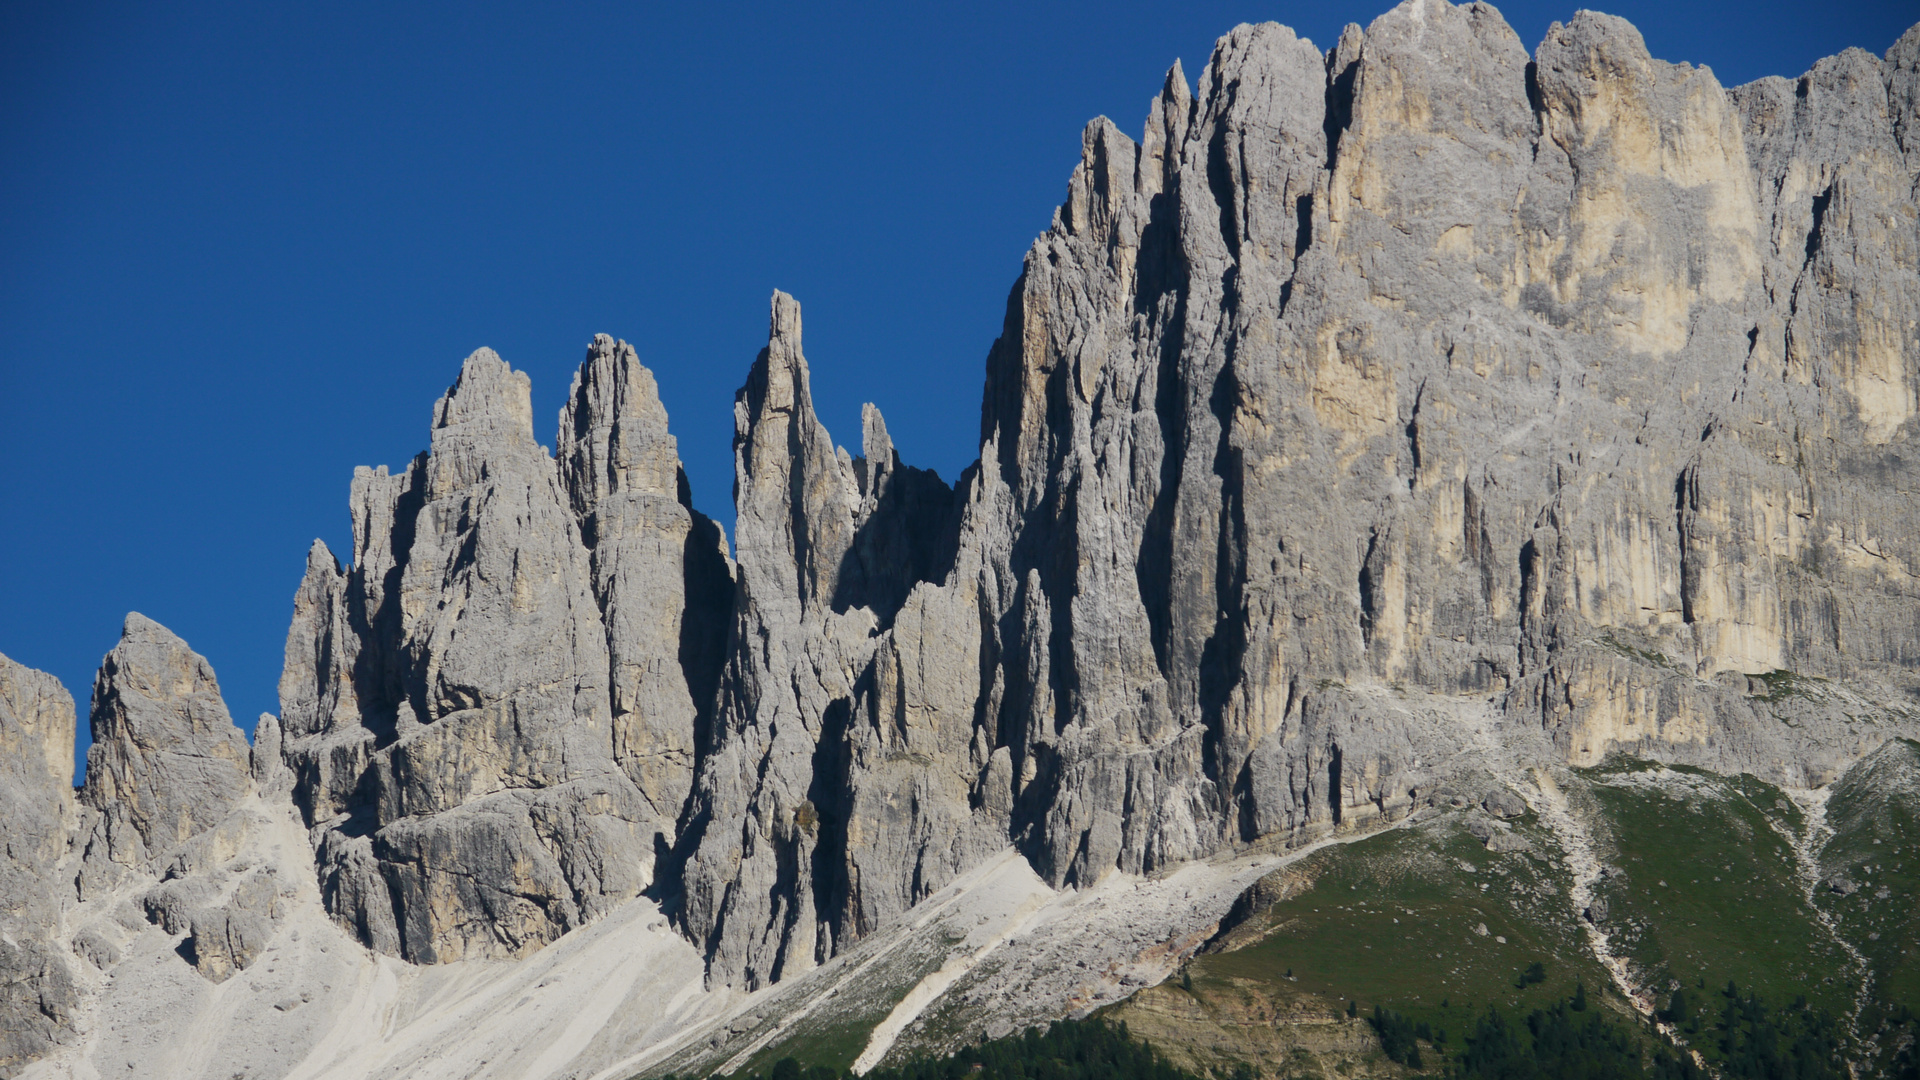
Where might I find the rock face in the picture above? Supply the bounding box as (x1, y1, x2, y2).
(80, 614, 254, 863)
(673, 2, 1920, 986)
(677, 294, 984, 987)
(0, 652, 79, 1074)
(277, 341, 731, 963)
(557, 334, 732, 847)
(2, 616, 310, 1076)
(219, 0, 1920, 989)
(3, 5, 1920, 1072)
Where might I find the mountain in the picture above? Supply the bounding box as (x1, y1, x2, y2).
(4, 1, 1920, 1077)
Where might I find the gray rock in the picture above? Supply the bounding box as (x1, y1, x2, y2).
(186, 903, 273, 983)
(678, 293, 898, 988)
(70, 927, 121, 971)
(1482, 790, 1528, 820)
(5, 10, 1916, 1059)
(556, 334, 732, 851)
(81, 613, 253, 862)
(280, 347, 669, 963)
(671, 0, 1920, 989)
(1486, 831, 1533, 854)
(142, 877, 218, 936)
(0, 653, 80, 1073)
(251, 712, 286, 787)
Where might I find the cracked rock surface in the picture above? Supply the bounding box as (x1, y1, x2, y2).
(3, 3, 1920, 1076)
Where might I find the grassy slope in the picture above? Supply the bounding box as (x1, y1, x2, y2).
(1111, 762, 1885, 1076)
(1816, 739, 1920, 1022)
(1582, 762, 1860, 1018)
(1107, 810, 1627, 1077)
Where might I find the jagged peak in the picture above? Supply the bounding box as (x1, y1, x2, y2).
(861, 402, 894, 469)
(1541, 8, 1655, 71)
(1198, 19, 1318, 98)
(1061, 116, 1140, 238)
(1351, 0, 1528, 73)
(734, 289, 862, 611)
(84, 611, 251, 851)
(740, 289, 819, 430)
(1164, 57, 1191, 104)
(118, 610, 188, 649)
(768, 288, 803, 364)
(1139, 60, 1194, 198)
(304, 537, 342, 577)
(559, 332, 679, 513)
(1332, 20, 1365, 62)
(424, 348, 542, 494)
(430, 347, 537, 446)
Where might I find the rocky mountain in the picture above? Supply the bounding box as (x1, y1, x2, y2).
(3, 2, 1919, 1077)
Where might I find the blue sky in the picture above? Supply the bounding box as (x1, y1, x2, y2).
(4, 0, 1914, 782)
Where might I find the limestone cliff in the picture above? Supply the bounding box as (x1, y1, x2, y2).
(3, 3, 1920, 1075)
(678, 2, 1920, 986)
(0, 654, 78, 1074)
(277, 343, 731, 963)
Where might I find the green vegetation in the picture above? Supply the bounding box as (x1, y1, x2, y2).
(666, 754, 1920, 1080)
(1746, 669, 1827, 703)
(1187, 812, 1612, 1038)
(1581, 764, 1858, 1017)
(1816, 739, 1920, 1071)
(1655, 982, 1847, 1079)
(1368, 1006, 1427, 1068)
(1107, 762, 1908, 1076)
(1450, 995, 1701, 1079)
(661, 1019, 1219, 1080)
(1596, 633, 1681, 672)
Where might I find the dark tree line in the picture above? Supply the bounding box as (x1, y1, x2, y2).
(1658, 982, 1847, 1080)
(663, 1019, 1219, 1080)
(662, 978, 1900, 1080)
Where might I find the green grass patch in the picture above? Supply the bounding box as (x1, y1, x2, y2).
(1583, 766, 1858, 1018)
(1817, 739, 1920, 1038)
(1597, 632, 1683, 672)
(1746, 669, 1827, 703)
(645, 927, 969, 1079)
(1183, 815, 1618, 1043)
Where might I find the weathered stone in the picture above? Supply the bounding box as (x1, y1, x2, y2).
(280, 345, 709, 963)
(70, 927, 120, 971)
(81, 614, 253, 864)
(5, 13, 1920, 1068)
(1464, 815, 1498, 843)
(1482, 790, 1528, 820)
(187, 905, 273, 983)
(0, 653, 80, 1074)
(1485, 830, 1533, 854)
(672, 0, 1920, 988)
(142, 876, 218, 935)
(557, 334, 732, 850)
(677, 292, 888, 989)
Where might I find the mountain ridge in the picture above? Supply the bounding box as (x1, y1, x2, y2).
(4, 1, 1920, 1075)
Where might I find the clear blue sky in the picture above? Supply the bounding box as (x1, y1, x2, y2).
(4, 0, 1914, 782)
